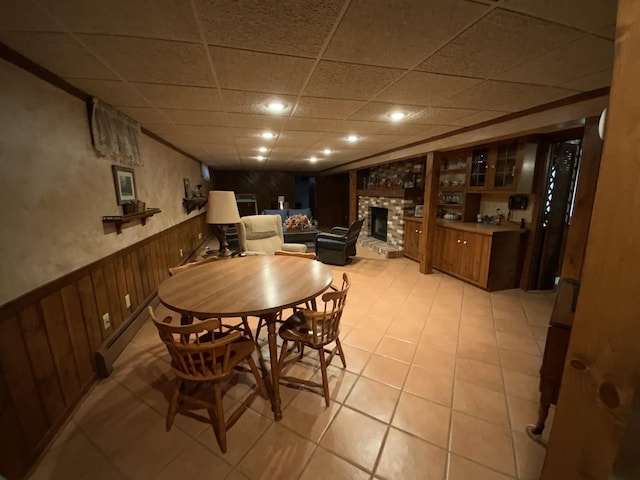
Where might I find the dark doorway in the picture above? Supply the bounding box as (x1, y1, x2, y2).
(294, 176, 315, 212)
(531, 139, 582, 290)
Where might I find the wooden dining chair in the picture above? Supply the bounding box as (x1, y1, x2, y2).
(277, 273, 350, 406)
(148, 306, 267, 453)
(254, 250, 318, 342)
(168, 256, 254, 340)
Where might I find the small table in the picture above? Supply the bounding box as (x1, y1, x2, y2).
(157, 255, 333, 420)
(283, 227, 320, 245)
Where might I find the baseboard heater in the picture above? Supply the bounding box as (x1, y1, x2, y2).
(94, 290, 157, 377)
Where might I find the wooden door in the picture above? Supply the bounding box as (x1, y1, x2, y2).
(440, 227, 462, 275)
(403, 220, 421, 261)
(461, 232, 491, 286)
(315, 173, 350, 228)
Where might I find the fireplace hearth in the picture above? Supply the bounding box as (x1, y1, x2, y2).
(370, 207, 388, 241)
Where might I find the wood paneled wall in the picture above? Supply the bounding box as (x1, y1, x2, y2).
(212, 170, 296, 213)
(0, 214, 209, 480)
(315, 173, 350, 228)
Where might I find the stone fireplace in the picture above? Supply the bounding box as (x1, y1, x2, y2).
(358, 196, 416, 251)
(370, 207, 388, 241)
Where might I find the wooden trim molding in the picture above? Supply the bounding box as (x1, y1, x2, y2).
(0, 213, 209, 480)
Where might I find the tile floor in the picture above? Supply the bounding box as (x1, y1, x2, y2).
(28, 247, 556, 480)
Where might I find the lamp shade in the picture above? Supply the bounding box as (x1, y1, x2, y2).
(206, 191, 241, 224)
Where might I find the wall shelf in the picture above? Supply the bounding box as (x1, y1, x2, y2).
(102, 208, 161, 234)
(183, 197, 207, 214)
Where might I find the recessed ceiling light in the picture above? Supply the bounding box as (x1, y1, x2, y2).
(257, 155, 265, 161)
(309, 156, 317, 163)
(258, 146, 268, 153)
(261, 131, 276, 139)
(266, 101, 286, 113)
(389, 111, 406, 122)
(346, 135, 360, 143)
(323, 148, 332, 155)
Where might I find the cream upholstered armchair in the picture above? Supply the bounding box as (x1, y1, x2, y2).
(237, 214, 307, 255)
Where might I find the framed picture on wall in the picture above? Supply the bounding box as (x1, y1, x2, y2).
(112, 165, 137, 205)
(183, 178, 193, 199)
(414, 205, 424, 217)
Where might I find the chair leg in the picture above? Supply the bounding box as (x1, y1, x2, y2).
(166, 378, 181, 431)
(255, 317, 265, 343)
(241, 316, 254, 341)
(212, 383, 227, 453)
(318, 348, 331, 407)
(246, 355, 268, 399)
(336, 338, 347, 368)
(278, 339, 290, 373)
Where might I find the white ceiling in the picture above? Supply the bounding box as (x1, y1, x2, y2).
(0, 0, 616, 171)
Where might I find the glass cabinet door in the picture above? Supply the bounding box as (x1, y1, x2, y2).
(494, 143, 518, 188)
(469, 148, 488, 188)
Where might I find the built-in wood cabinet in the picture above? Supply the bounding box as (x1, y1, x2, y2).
(403, 217, 422, 261)
(433, 223, 526, 290)
(466, 142, 521, 192)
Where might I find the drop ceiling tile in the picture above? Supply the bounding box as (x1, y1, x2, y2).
(376, 71, 482, 106)
(230, 127, 276, 140)
(118, 106, 171, 124)
(226, 113, 287, 130)
(293, 97, 366, 119)
(131, 83, 222, 110)
(0, 0, 60, 31)
(198, 144, 239, 156)
(269, 146, 309, 158)
(194, 0, 343, 57)
(497, 35, 614, 86)
(380, 122, 451, 136)
(324, 0, 488, 68)
(401, 125, 460, 139)
(66, 79, 148, 106)
(150, 124, 232, 138)
(560, 68, 612, 92)
(283, 117, 341, 132)
(304, 61, 404, 100)
(348, 102, 425, 123)
(79, 35, 214, 86)
(273, 131, 325, 147)
(161, 133, 235, 146)
(442, 80, 576, 111)
(162, 109, 228, 126)
(450, 110, 509, 126)
(220, 90, 297, 115)
(500, 0, 618, 33)
(0, 32, 116, 79)
(37, 0, 198, 41)
(405, 107, 480, 125)
(417, 9, 581, 79)
(334, 120, 389, 135)
(210, 46, 314, 94)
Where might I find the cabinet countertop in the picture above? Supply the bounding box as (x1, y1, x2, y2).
(437, 220, 527, 235)
(404, 216, 423, 222)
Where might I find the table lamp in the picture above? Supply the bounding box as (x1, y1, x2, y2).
(206, 191, 240, 256)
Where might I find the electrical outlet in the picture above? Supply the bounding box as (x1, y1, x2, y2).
(179, 248, 183, 257)
(102, 313, 111, 330)
(198, 232, 202, 240)
(125, 294, 131, 309)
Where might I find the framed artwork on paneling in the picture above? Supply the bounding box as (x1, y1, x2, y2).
(112, 165, 136, 205)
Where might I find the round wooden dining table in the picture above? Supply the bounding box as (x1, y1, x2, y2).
(157, 255, 333, 420)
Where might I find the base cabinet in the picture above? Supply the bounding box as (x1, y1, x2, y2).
(404, 217, 422, 261)
(434, 224, 525, 290)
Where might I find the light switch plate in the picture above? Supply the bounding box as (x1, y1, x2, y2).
(102, 313, 111, 330)
(198, 232, 202, 240)
(125, 294, 131, 308)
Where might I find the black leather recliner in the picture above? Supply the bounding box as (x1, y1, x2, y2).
(315, 219, 364, 266)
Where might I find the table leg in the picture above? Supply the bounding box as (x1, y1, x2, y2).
(265, 312, 282, 421)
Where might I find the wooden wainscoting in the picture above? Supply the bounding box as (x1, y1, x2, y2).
(0, 213, 209, 480)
